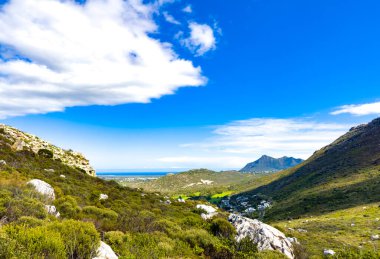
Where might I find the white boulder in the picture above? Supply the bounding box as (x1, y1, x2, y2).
(200, 179, 214, 185)
(323, 249, 336, 256)
(99, 194, 109, 200)
(196, 204, 218, 220)
(228, 214, 294, 259)
(60, 174, 66, 178)
(27, 179, 55, 200)
(45, 205, 60, 218)
(371, 234, 379, 240)
(93, 241, 118, 259)
(0, 160, 6, 166)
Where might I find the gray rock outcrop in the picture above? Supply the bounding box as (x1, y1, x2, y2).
(0, 124, 96, 176)
(45, 205, 60, 218)
(27, 179, 56, 200)
(196, 204, 218, 220)
(228, 214, 294, 259)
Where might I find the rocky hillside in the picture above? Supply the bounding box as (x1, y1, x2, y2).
(234, 118, 380, 220)
(240, 155, 303, 173)
(0, 124, 95, 176)
(0, 125, 291, 258)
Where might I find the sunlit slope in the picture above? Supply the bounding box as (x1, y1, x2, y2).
(235, 118, 380, 220)
(125, 169, 279, 197)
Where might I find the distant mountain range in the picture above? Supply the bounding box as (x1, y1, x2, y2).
(239, 155, 304, 173)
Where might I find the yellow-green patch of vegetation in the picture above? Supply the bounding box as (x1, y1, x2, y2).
(274, 203, 380, 258)
(211, 191, 233, 199)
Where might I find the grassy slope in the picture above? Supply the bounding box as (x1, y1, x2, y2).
(122, 169, 283, 199)
(274, 203, 380, 258)
(233, 118, 380, 220)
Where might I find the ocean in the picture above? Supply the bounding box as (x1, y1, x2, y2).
(97, 172, 176, 179)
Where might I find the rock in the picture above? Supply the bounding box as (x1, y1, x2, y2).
(0, 216, 8, 226)
(323, 249, 336, 256)
(1, 125, 96, 176)
(196, 204, 218, 220)
(165, 200, 171, 205)
(200, 179, 214, 185)
(0, 160, 6, 166)
(371, 234, 379, 240)
(12, 139, 26, 151)
(44, 169, 55, 173)
(286, 237, 299, 244)
(297, 228, 308, 233)
(45, 205, 60, 218)
(196, 204, 217, 214)
(93, 241, 118, 259)
(60, 174, 66, 178)
(228, 214, 294, 259)
(99, 194, 109, 200)
(178, 198, 185, 203)
(27, 179, 55, 200)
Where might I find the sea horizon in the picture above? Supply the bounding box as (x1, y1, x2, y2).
(97, 171, 178, 178)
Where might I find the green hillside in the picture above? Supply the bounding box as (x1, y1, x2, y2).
(0, 126, 279, 258)
(122, 169, 282, 201)
(233, 118, 380, 220)
(274, 203, 380, 258)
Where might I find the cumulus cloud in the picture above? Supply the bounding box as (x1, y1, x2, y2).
(331, 101, 380, 116)
(0, 0, 206, 118)
(182, 5, 192, 13)
(182, 22, 216, 56)
(163, 11, 180, 25)
(183, 118, 351, 160)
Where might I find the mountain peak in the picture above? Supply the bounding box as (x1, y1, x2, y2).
(240, 155, 303, 173)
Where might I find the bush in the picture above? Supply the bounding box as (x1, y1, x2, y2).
(235, 236, 258, 258)
(104, 231, 126, 255)
(16, 216, 44, 227)
(48, 220, 100, 258)
(210, 217, 236, 239)
(1, 224, 66, 258)
(38, 149, 53, 159)
(6, 197, 47, 221)
(82, 206, 118, 221)
(54, 195, 81, 218)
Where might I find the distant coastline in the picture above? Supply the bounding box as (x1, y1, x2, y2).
(97, 172, 177, 178)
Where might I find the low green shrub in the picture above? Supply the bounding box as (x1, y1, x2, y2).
(38, 149, 53, 159)
(210, 217, 236, 239)
(54, 195, 81, 218)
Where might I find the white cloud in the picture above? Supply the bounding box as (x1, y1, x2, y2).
(0, 0, 206, 118)
(331, 101, 380, 116)
(183, 118, 351, 160)
(182, 5, 192, 13)
(163, 11, 180, 25)
(182, 22, 216, 56)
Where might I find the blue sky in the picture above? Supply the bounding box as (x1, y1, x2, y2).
(1, 0, 380, 171)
